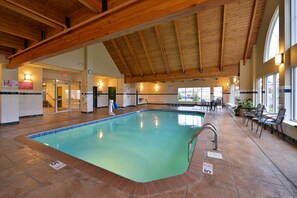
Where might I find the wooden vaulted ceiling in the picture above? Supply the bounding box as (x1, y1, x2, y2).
(0, 0, 265, 83)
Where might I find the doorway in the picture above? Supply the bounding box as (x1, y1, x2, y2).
(42, 79, 81, 114)
(108, 87, 116, 102)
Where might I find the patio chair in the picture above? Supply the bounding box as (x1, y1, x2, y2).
(242, 103, 261, 126)
(251, 104, 266, 130)
(257, 108, 286, 138)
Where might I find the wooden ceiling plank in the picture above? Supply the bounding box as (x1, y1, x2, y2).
(125, 64, 239, 83)
(111, 39, 132, 77)
(7, 0, 237, 68)
(0, 15, 40, 41)
(78, 0, 102, 13)
(124, 35, 143, 76)
(0, 36, 23, 50)
(174, 20, 185, 73)
(196, 13, 203, 73)
(243, 0, 258, 65)
(220, 4, 226, 70)
(154, 26, 170, 74)
(138, 31, 156, 76)
(0, 0, 65, 30)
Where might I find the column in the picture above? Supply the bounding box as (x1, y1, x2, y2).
(81, 47, 94, 113)
(279, 0, 291, 118)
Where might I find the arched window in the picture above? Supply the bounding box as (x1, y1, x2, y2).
(264, 7, 279, 62)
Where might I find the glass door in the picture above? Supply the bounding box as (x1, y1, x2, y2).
(56, 80, 70, 112)
(43, 80, 56, 114)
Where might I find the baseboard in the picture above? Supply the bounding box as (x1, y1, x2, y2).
(0, 121, 20, 125)
(19, 114, 43, 118)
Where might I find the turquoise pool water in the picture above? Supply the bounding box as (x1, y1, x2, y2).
(31, 110, 203, 182)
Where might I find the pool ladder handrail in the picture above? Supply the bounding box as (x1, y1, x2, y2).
(188, 123, 218, 162)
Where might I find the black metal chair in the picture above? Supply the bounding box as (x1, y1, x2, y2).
(251, 104, 266, 130)
(242, 103, 261, 126)
(256, 108, 286, 138)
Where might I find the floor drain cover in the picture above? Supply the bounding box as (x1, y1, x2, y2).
(207, 151, 223, 160)
(49, 161, 66, 170)
(202, 162, 213, 175)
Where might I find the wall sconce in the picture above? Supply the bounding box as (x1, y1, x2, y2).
(154, 84, 159, 92)
(139, 83, 144, 92)
(233, 76, 239, 85)
(227, 82, 230, 87)
(275, 53, 284, 65)
(98, 81, 103, 89)
(24, 74, 31, 81)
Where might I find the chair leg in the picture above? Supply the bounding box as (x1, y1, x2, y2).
(259, 123, 265, 138)
(280, 124, 285, 139)
(256, 122, 261, 133)
(246, 118, 250, 126)
(251, 120, 254, 130)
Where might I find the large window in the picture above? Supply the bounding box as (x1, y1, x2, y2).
(293, 67, 297, 120)
(178, 87, 210, 102)
(213, 87, 223, 100)
(292, 0, 297, 45)
(265, 73, 279, 113)
(256, 78, 262, 105)
(264, 7, 279, 62)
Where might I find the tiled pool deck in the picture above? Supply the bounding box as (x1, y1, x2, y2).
(0, 105, 297, 197)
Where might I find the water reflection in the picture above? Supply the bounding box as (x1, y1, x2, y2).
(178, 114, 203, 128)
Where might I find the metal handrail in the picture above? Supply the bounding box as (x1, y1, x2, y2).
(188, 124, 218, 162)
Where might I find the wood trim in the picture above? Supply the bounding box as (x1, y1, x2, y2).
(138, 31, 155, 76)
(1, 0, 66, 30)
(243, 0, 258, 65)
(78, 0, 102, 13)
(7, 0, 236, 68)
(111, 39, 132, 77)
(124, 35, 143, 76)
(155, 26, 170, 74)
(196, 13, 203, 72)
(174, 20, 185, 73)
(220, 4, 226, 70)
(125, 64, 239, 83)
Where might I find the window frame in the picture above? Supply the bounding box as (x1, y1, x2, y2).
(263, 7, 279, 62)
(264, 73, 279, 113)
(292, 0, 297, 46)
(292, 66, 297, 121)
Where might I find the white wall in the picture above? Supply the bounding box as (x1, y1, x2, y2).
(40, 48, 85, 70)
(92, 43, 121, 77)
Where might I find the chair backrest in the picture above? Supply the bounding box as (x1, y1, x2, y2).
(275, 108, 286, 125)
(201, 99, 206, 104)
(255, 104, 266, 117)
(254, 103, 262, 114)
(216, 97, 222, 105)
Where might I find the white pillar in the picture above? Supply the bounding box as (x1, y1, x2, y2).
(81, 47, 94, 113)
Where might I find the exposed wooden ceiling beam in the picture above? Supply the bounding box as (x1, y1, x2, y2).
(138, 31, 156, 76)
(220, 4, 226, 70)
(111, 39, 132, 77)
(7, 0, 236, 68)
(124, 35, 143, 76)
(196, 13, 203, 72)
(0, 14, 40, 41)
(0, 32, 24, 49)
(154, 26, 170, 74)
(78, 0, 102, 13)
(174, 20, 185, 73)
(0, 0, 66, 30)
(243, 0, 258, 65)
(125, 64, 239, 83)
